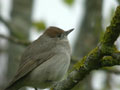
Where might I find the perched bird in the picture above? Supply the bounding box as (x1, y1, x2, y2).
(4, 26, 73, 90)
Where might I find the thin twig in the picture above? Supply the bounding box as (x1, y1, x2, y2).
(0, 34, 30, 46)
(0, 16, 13, 32)
(102, 68, 120, 74)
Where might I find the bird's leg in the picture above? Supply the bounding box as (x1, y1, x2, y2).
(34, 87, 38, 90)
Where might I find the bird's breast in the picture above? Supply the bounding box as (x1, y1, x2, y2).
(26, 51, 70, 88)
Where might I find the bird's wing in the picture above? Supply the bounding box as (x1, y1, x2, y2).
(7, 36, 55, 88)
(12, 53, 54, 84)
(6, 53, 54, 88)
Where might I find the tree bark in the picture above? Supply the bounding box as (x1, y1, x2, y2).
(52, 6, 120, 90)
(5, 0, 33, 90)
(73, 0, 103, 90)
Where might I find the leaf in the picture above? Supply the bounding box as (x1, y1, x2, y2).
(63, 0, 75, 6)
(32, 21, 46, 31)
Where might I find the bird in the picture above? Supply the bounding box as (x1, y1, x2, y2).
(4, 26, 74, 90)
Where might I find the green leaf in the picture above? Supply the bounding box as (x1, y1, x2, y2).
(32, 21, 46, 31)
(63, 0, 74, 6)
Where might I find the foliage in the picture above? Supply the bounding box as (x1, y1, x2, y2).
(32, 21, 46, 31)
(63, 0, 75, 6)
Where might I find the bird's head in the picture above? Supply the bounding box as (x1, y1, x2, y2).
(43, 26, 74, 40)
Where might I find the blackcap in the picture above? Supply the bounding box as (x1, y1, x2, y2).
(4, 26, 74, 90)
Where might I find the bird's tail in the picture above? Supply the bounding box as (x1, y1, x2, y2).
(3, 80, 22, 90)
(3, 84, 20, 90)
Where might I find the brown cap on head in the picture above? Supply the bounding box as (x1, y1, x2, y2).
(44, 27, 65, 38)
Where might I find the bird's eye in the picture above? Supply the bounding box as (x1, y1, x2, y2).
(57, 34, 61, 38)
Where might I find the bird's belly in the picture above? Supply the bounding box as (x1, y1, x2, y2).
(26, 53, 70, 88)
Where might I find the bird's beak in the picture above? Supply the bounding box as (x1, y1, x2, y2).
(65, 28, 74, 36)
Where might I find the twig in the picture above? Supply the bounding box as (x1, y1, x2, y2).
(102, 68, 120, 74)
(0, 34, 30, 46)
(0, 16, 13, 32)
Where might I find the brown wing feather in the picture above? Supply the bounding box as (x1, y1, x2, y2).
(7, 53, 54, 88)
(6, 35, 55, 88)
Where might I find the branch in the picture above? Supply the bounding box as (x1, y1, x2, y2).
(102, 67, 120, 75)
(0, 34, 30, 46)
(53, 6, 120, 90)
(101, 52, 120, 67)
(0, 17, 13, 32)
(0, 17, 31, 46)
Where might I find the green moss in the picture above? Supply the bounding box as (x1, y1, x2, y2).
(72, 47, 100, 71)
(87, 47, 99, 57)
(111, 6, 120, 27)
(86, 47, 102, 69)
(114, 50, 120, 53)
(101, 56, 114, 66)
(73, 56, 87, 71)
(100, 6, 120, 46)
(100, 45, 116, 55)
(101, 56, 119, 66)
(103, 56, 113, 61)
(101, 27, 113, 45)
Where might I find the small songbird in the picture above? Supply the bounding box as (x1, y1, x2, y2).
(4, 26, 74, 90)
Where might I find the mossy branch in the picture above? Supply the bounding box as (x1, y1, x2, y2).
(52, 6, 120, 90)
(0, 5, 120, 90)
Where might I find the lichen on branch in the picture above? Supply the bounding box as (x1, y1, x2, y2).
(53, 6, 120, 90)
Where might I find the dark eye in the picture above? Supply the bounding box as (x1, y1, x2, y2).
(57, 34, 61, 38)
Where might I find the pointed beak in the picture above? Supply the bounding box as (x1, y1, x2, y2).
(65, 28, 74, 36)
